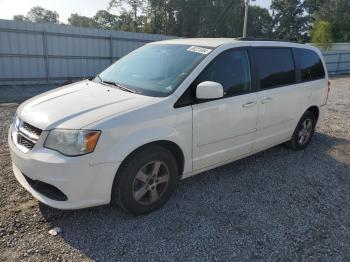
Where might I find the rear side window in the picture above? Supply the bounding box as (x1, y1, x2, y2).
(196, 49, 251, 96)
(254, 48, 296, 89)
(295, 48, 325, 81)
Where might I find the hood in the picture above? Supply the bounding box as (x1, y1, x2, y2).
(17, 80, 160, 130)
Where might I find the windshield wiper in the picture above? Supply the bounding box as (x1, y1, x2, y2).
(96, 76, 136, 94)
(104, 81, 136, 94)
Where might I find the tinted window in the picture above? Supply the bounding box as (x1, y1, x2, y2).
(196, 49, 251, 96)
(295, 48, 325, 81)
(254, 48, 296, 89)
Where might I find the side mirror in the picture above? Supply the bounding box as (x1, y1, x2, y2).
(196, 81, 224, 100)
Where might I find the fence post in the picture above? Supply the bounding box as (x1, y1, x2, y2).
(42, 31, 50, 82)
(335, 53, 342, 75)
(110, 35, 113, 64)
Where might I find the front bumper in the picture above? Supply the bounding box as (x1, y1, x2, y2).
(8, 127, 119, 210)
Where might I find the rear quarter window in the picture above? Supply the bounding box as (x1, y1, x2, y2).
(295, 48, 325, 81)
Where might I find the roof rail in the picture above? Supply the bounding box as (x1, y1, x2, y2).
(237, 37, 301, 44)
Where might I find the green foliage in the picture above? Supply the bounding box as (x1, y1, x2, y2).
(305, 0, 350, 42)
(118, 10, 135, 31)
(14, 0, 350, 45)
(146, 0, 273, 38)
(93, 10, 120, 30)
(11, 2, 274, 39)
(311, 20, 333, 50)
(109, 0, 146, 31)
(13, 15, 28, 22)
(270, 0, 311, 42)
(247, 6, 273, 38)
(68, 14, 98, 28)
(13, 6, 59, 24)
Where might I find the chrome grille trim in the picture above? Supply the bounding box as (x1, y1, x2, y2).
(22, 122, 42, 137)
(18, 125, 40, 141)
(17, 129, 37, 143)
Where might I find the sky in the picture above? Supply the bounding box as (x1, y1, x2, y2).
(0, 0, 272, 23)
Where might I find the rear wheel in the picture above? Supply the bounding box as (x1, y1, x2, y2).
(286, 111, 316, 150)
(111, 145, 178, 215)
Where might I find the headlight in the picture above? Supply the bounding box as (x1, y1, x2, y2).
(44, 129, 101, 156)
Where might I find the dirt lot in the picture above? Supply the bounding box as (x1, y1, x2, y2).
(0, 77, 349, 261)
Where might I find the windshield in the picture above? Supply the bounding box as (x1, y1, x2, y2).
(97, 44, 211, 97)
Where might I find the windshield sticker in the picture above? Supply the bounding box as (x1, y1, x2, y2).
(187, 46, 212, 55)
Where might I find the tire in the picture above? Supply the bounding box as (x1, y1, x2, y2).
(286, 111, 316, 150)
(111, 145, 179, 215)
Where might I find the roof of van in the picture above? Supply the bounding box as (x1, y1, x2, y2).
(156, 38, 313, 49)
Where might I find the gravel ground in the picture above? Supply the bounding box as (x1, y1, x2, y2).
(0, 77, 349, 261)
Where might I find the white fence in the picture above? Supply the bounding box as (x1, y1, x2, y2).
(0, 19, 176, 86)
(322, 51, 350, 75)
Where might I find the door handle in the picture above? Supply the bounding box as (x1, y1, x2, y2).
(242, 101, 257, 108)
(261, 97, 273, 104)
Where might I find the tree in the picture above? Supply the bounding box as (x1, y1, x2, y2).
(270, 0, 311, 42)
(311, 20, 333, 50)
(67, 10, 137, 31)
(109, 0, 146, 31)
(305, 0, 350, 42)
(13, 15, 28, 22)
(13, 6, 59, 24)
(247, 6, 273, 38)
(93, 10, 120, 29)
(118, 10, 135, 31)
(206, 0, 245, 37)
(13, 1, 275, 38)
(68, 14, 99, 28)
(142, 0, 274, 38)
(26, 6, 59, 24)
(146, 0, 243, 37)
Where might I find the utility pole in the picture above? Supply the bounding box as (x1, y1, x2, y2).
(243, 0, 255, 38)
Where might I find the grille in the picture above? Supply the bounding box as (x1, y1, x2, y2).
(12, 118, 42, 153)
(22, 122, 42, 137)
(19, 135, 35, 150)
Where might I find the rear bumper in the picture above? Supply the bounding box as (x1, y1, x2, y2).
(8, 127, 119, 210)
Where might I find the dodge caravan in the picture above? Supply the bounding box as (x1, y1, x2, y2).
(9, 38, 329, 214)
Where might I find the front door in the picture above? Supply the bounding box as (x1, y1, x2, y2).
(192, 48, 258, 171)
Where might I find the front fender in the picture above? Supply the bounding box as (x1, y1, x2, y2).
(109, 126, 178, 162)
(90, 125, 192, 175)
(87, 99, 193, 176)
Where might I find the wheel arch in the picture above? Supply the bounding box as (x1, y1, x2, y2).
(306, 105, 320, 121)
(117, 140, 185, 178)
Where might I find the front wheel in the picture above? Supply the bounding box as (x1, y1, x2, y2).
(111, 145, 179, 215)
(286, 111, 316, 150)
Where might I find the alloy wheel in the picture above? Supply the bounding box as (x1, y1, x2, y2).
(132, 161, 170, 205)
(298, 118, 313, 145)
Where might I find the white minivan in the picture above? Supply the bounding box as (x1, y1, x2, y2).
(9, 38, 329, 214)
